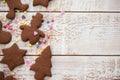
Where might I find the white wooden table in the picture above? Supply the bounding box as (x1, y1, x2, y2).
(0, 0, 120, 80)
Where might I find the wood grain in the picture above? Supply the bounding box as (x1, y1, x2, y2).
(0, 56, 120, 80)
(0, 0, 120, 79)
(0, 0, 120, 12)
(0, 13, 120, 55)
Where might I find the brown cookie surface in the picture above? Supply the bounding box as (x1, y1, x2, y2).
(30, 46, 52, 80)
(0, 71, 4, 80)
(33, 0, 51, 7)
(4, 75, 13, 80)
(0, 71, 13, 80)
(0, 43, 27, 71)
(6, 0, 29, 19)
(20, 13, 45, 45)
(0, 21, 12, 44)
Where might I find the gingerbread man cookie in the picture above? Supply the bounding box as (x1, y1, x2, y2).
(0, 20, 12, 44)
(6, 0, 29, 19)
(20, 13, 45, 45)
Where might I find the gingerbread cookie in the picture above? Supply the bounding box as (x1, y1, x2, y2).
(4, 75, 13, 80)
(33, 0, 51, 7)
(20, 13, 45, 45)
(0, 43, 27, 71)
(0, 71, 13, 80)
(6, 0, 29, 19)
(0, 71, 4, 80)
(30, 46, 52, 80)
(0, 20, 12, 44)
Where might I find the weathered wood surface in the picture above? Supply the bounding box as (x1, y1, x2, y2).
(0, 13, 120, 55)
(0, 0, 120, 80)
(0, 0, 120, 11)
(0, 56, 120, 80)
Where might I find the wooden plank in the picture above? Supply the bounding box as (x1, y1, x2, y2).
(0, 0, 120, 11)
(0, 13, 120, 55)
(0, 56, 120, 80)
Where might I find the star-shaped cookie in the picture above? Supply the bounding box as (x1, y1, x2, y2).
(30, 46, 52, 80)
(33, 0, 51, 7)
(0, 43, 27, 71)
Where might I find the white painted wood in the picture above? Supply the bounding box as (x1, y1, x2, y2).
(0, 56, 120, 80)
(0, 0, 120, 11)
(0, 0, 120, 80)
(0, 13, 120, 55)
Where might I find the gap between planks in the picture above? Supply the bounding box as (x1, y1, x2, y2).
(0, 11, 120, 13)
(0, 55, 120, 56)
